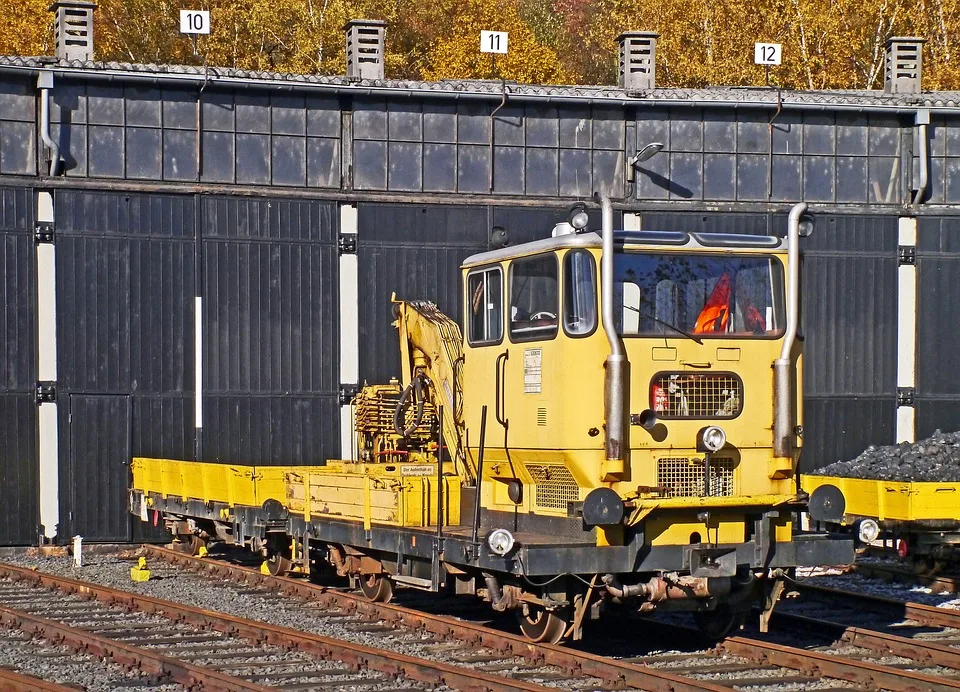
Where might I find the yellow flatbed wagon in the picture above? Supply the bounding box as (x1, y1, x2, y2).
(805, 474, 960, 558)
(132, 457, 460, 530)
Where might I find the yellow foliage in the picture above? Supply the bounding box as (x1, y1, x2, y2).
(0, 0, 959, 89)
(0, 0, 51, 56)
(420, 0, 567, 83)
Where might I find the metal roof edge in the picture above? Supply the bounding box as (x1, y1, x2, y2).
(2, 56, 960, 111)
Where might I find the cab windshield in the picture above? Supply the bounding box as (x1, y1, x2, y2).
(614, 252, 785, 339)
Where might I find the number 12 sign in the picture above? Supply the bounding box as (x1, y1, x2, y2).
(481, 31, 508, 55)
(754, 42, 782, 66)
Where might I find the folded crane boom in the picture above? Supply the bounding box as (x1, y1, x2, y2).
(392, 296, 470, 483)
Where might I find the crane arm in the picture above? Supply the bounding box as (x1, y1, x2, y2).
(392, 296, 472, 483)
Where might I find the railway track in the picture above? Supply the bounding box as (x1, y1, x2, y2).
(0, 560, 590, 692)
(750, 579, 960, 688)
(849, 560, 960, 593)
(133, 543, 960, 691)
(0, 666, 82, 691)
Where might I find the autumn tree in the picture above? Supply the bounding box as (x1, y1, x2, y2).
(418, 0, 568, 83)
(1, 0, 51, 56)
(1, 0, 960, 89)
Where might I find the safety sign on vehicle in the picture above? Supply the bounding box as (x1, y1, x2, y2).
(524, 348, 542, 394)
(400, 464, 435, 476)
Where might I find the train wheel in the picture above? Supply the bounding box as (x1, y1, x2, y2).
(174, 534, 205, 556)
(517, 604, 568, 644)
(693, 605, 742, 640)
(359, 574, 394, 603)
(265, 553, 293, 576)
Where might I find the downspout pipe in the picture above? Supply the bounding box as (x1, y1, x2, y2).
(37, 71, 61, 177)
(596, 192, 628, 463)
(912, 108, 931, 205)
(773, 202, 807, 458)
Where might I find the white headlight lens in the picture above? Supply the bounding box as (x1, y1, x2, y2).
(570, 210, 590, 230)
(858, 518, 880, 544)
(702, 426, 726, 452)
(487, 528, 515, 556)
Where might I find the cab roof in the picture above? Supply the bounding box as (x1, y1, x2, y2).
(461, 230, 787, 268)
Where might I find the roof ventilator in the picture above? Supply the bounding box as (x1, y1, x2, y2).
(345, 19, 387, 81)
(617, 31, 658, 91)
(50, 0, 97, 63)
(884, 36, 925, 94)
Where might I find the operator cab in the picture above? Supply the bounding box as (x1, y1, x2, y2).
(461, 224, 799, 505)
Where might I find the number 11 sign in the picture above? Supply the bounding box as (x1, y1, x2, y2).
(481, 31, 508, 55)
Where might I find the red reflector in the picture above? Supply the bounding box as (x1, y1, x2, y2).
(896, 538, 909, 558)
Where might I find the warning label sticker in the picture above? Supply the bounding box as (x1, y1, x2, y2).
(400, 464, 435, 476)
(524, 348, 542, 394)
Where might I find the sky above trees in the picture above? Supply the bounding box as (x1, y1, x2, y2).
(8, 0, 960, 90)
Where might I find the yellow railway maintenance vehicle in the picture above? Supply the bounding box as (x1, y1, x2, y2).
(130, 197, 852, 643)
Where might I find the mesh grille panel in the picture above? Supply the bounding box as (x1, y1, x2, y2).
(657, 457, 734, 498)
(652, 373, 743, 418)
(526, 464, 580, 510)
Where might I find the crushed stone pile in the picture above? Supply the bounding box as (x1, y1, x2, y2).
(812, 429, 960, 482)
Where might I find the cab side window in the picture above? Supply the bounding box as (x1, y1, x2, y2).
(564, 250, 597, 336)
(509, 254, 558, 342)
(467, 267, 503, 345)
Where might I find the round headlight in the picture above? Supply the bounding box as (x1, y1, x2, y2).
(858, 518, 880, 544)
(702, 426, 726, 453)
(486, 528, 515, 556)
(570, 210, 590, 230)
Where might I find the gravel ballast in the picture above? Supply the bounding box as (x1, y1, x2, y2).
(0, 626, 182, 691)
(0, 553, 582, 689)
(811, 429, 960, 482)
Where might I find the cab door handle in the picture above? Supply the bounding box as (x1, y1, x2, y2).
(495, 350, 509, 429)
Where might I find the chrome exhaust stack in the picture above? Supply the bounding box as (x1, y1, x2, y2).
(773, 203, 807, 458)
(596, 193, 628, 467)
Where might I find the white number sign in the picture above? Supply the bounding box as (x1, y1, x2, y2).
(180, 10, 211, 35)
(754, 42, 782, 66)
(481, 31, 508, 55)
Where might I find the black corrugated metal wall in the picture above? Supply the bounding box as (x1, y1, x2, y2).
(0, 187, 38, 545)
(56, 190, 196, 541)
(56, 190, 340, 541)
(642, 211, 899, 471)
(358, 204, 487, 386)
(917, 217, 960, 437)
(201, 197, 340, 466)
(800, 215, 898, 471)
(357, 204, 615, 385)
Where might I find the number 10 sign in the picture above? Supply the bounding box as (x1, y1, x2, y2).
(180, 10, 211, 35)
(481, 31, 508, 55)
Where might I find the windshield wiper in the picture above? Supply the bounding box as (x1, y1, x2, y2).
(623, 305, 704, 345)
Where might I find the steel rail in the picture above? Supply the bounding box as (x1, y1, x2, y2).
(717, 633, 960, 692)
(644, 612, 960, 692)
(850, 561, 960, 594)
(0, 561, 572, 692)
(792, 581, 960, 629)
(772, 610, 960, 670)
(0, 603, 272, 691)
(0, 666, 81, 692)
(144, 545, 732, 692)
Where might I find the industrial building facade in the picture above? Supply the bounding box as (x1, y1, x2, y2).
(0, 10, 957, 544)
